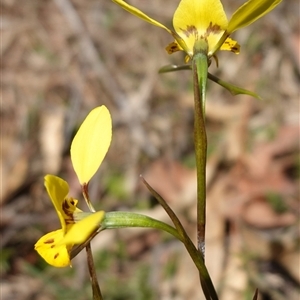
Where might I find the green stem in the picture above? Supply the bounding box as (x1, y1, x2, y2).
(192, 40, 208, 257)
(86, 243, 103, 300)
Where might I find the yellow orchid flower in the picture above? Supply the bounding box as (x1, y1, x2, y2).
(35, 105, 112, 267)
(34, 175, 105, 267)
(112, 0, 282, 60)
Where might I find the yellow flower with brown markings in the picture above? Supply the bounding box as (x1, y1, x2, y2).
(35, 106, 112, 267)
(34, 175, 105, 267)
(113, 0, 281, 61)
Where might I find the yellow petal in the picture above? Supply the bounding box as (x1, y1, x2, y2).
(112, 0, 171, 34)
(59, 211, 105, 245)
(220, 37, 240, 54)
(71, 106, 112, 185)
(34, 229, 71, 267)
(44, 175, 82, 232)
(228, 0, 282, 33)
(166, 41, 182, 54)
(173, 0, 228, 56)
(44, 175, 69, 232)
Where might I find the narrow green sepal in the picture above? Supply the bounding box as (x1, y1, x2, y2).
(158, 64, 261, 100)
(208, 73, 262, 100)
(159, 64, 191, 73)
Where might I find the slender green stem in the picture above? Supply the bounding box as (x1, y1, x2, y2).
(192, 40, 208, 257)
(86, 243, 103, 300)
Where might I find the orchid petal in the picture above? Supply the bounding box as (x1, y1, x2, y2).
(220, 37, 240, 54)
(112, 0, 171, 34)
(44, 175, 82, 233)
(44, 175, 69, 232)
(228, 0, 282, 33)
(34, 229, 71, 267)
(60, 211, 105, 245)
(71, 105, 112, 185)
(173, 0, 228, 55)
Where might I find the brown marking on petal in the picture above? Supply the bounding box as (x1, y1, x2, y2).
(62, 199, 72, 216)
(229, 44, 240, 53)
(166, 42, 180, 54)
(51, 245, 55, 248)
(61, 197, 79, 226)
(223, 40, 240, 53)
(54, 253, 59, 259)
(178, 22, 223, 47)
(206, 22, 222, 35)
(44, 238, 55, 244)
(180, 25, 198, 39)
(230, 46, 239, 53)
(62, 198, 76, 221)
(65, 218, 74, 225)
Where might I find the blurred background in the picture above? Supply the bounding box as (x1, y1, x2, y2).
(1, 0, 299, 299)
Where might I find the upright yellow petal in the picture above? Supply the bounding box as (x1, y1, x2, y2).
(44, 175, 69, 232)
(112, 0, 171, 34)
(173, 0, 228, 55)
(228, 0, 282, 33)
(44, 175, 82, 232)
(71, 106, 112, 185)
(34, 229, 71, 267)
(59, 211, 105, 245)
